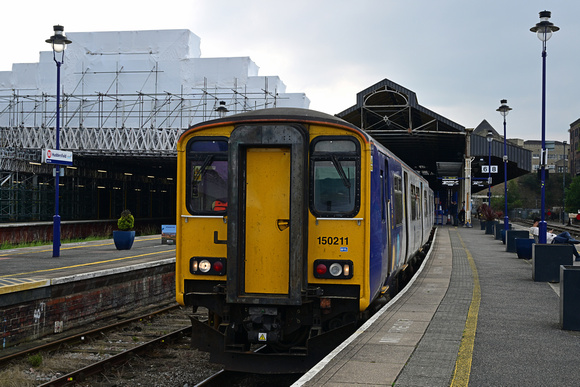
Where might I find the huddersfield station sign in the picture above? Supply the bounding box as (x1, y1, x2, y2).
(42, 148, 73, 166)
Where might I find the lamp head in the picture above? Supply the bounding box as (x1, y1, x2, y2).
(215, 101, 229, 118)
(530, 10, 559, 42)
(496, 99, 512, 117)
(46, 25, 72, 53)
(486, 130, 493, 143)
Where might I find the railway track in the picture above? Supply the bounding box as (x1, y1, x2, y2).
(39, 326, 192, 387)
(0, 303, 221, 386)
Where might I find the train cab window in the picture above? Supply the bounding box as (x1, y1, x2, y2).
(310, 137, 360, 217)
(186, 138, 228, 214)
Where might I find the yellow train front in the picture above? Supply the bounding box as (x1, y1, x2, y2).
(176, 108, 433, 373)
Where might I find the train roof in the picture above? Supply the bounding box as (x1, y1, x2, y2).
(179, 107, 368, 144)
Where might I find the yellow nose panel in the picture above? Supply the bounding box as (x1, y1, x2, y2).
(244, 147, 290, 294)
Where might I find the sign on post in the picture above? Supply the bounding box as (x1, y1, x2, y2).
(42, 149, 73, 166)
(481, 165, 498, 173)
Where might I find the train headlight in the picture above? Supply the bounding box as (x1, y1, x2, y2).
(199, 260, 211, 273)
(190, 257, 226, 276)
(313, 260, 353, 279)
(329, 263, 342, 276)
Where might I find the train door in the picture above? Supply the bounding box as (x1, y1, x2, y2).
(244, 147, 290, 294)
(227, 124, 308, 306)
(403, 171, 409, 263)
(421, 183, 426, 246)
(383, 159, 392, 278)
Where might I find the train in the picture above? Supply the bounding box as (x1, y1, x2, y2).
(175, 107, 434, 373)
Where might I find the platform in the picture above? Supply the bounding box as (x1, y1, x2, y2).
(0, 235, 175, 295)
(294, 223, 580, 386)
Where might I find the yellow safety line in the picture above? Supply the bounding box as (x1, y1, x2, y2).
(0, 249, 174, 278)
(0, 236, 161, 257)
(0, 279, 51, 295)
(450, 231, 481, 387)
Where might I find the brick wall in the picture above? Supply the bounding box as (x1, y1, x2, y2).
(0, 264, 175, 349)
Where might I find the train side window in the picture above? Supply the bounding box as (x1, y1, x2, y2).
(310, 137, 360, 217)
(411, 184, 417, 220)
(380, 169, 386, 222)
(393, 174, 403, 225)
(185, 138, 228, 214)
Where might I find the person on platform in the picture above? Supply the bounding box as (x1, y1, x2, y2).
(448, 200, 458, 226)
(458, 202, 466, 226)
(530, 217, 580, 261)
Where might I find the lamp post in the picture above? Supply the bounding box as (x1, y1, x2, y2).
(497, 99, 512, 232)
(531, 10, 559, 244)
(487, 130, 493, 205)
(46, 25, 72, 257)
(563, 140, 567, 224)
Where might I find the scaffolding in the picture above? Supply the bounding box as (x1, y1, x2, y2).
(0, 74, 288, 221)
(0, 75, 283, 164)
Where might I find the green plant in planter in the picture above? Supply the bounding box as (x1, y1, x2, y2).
(117, 209, 135, 231)
(114, 210, 136, 250)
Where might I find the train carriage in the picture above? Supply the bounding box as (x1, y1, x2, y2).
(175, 108, 434, 373)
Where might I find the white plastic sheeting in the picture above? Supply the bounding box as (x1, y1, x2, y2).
(0, 29, 310, 131)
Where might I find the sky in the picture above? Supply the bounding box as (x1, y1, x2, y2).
(2, 0, 578, 142)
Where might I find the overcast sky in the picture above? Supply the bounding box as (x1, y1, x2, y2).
(2, 1, 578, 142)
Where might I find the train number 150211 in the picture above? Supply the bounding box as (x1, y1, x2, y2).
(317, 236, 349, 245)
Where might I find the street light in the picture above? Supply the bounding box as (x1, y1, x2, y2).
(531, 10, 559, 244)
(496, 99, 512, 232)
(563, 140, 567, 224)
(487, 130, 493, 205)
(46, 25, 72, 257)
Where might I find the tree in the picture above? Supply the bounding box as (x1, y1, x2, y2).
(565, 175, 580, 213)
(491, 180, 523, 212)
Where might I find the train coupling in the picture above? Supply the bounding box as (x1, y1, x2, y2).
(244, 306, 281, 344)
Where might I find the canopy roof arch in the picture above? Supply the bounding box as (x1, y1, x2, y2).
(337, 79, 466, 190)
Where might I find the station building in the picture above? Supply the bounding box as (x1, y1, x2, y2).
(569, 118, 580, 176)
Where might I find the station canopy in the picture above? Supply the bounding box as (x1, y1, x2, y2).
(336, 79, 530, 192)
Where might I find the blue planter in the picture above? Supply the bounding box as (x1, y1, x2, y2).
(560, 265, 580, 330)
(485, 221, 495, 235)
(113, 230, 135, 250)
(480, 220, 486, 230)
(506, 230, 530, 253)
(495, 225, 502, 240)
(532, 244, 574, 282)
(515, 238, 534, 259)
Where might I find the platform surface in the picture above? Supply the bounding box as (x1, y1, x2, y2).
(295, 223, 580, 386)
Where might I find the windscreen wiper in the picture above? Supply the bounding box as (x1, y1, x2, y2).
(331, 155, 351, 189)
(194, 154, 214, 182)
